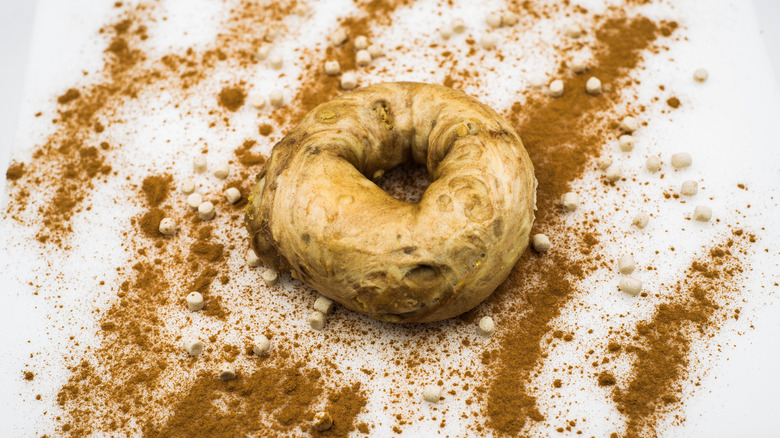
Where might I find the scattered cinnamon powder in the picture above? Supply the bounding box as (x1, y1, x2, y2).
(312, 383, 367, 437)
(598, 371, 617, 386)
(274, 0, 416, 127)
(5, 162, 25, 181)
(150, 361, 326, 437)
(57, 88, 81, 105)
(218, 86, 246, 112)
(485, 14, 674, 436)
(1, 1, 761, 437)
(234, 139, 267, 168)
(259, 123, 273, 136)
(140, 174, 172, 207)
(2, 0, 291, 243)
(613, 234, 750, 438)
(138, 208, 165, 237)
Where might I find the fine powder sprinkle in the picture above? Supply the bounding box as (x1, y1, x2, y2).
(484, 15, 677, 436)
(0, 0, 763, 437)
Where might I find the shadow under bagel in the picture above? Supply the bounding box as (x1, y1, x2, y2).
(245, 82, 537, 323)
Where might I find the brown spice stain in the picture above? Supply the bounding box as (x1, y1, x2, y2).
(311, 383, 368, 437)
(148, 361, 324, 437)
(218, 86, 246, 112)
(485, 14, 675, 436)
(613, 236, 749, 438)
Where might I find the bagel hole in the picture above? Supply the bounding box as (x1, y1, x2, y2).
(374, 162, 431, 203)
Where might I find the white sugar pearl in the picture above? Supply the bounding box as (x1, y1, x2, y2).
(529, 76, 547, 90)
(225, 187, 241, 204)
(620, 116, 639, 133)
(596, 156, 612, 170)
(328, 28, 348, 47)
(186, 193, 203, 209)
(549, 79, 564, 97)
(247, 248, 261, 267)
(585, 77, 602, 95)
(367, 44, 384, 58)
(693, 205, 712, 222)
(570, 56, 588, 73)
(183, 339, 203, 357)
(264, 27, 279, 42)
(293, 3, 309, 16)
(619, 277, 642, 296)
(269, 89, 284, 107)
(681, 180, 698, 196)
(193, 156, 207, 173)
(605, 165, 621, 182)
(561, 192, 579, 211)
(254, 45, 271, 61)
(619, 135, 635, 152)
(314, 296, 334, 314)
(356, 49, 371, 67)
(440, 24, 454, 40)
(480, 34, 497, 50)
(213, 162, 230, 179)
(502, 12, 519, 26)
(632, 212, 650, 229)
(646, 156, 661, 172)
(262, 268, 279, 286)
(531, 233, 551, 253)
(198, 201, 215, 220)
(341, 72, 358, 90)
(477, 316, 496, 336)
(186, 291, 205, 311)
(252, 335, 270, 355)
(159, 218, 177, 236)
(422, 385, 441, 403)
(452, 18, 467, 33)
(309, 311, 326, 330)
(324, 60, 341, 76)
(486, 12, 502, 28)
(693, 68, 709, 82)
(249, 94, 266, 109)
(618, 255, 636, 274)
(313, 412, 333, 432)
(671, 153, 692, 169)
(268, 52, 283, 70)
(181, 179, 196, 195)
(218, 363, 236, 381)
(566, 24, 582, 38)
(354, 35, 369, 50)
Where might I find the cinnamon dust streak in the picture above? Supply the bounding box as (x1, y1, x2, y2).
(613, 234, 750, 438)
(485, 15, 677, 436)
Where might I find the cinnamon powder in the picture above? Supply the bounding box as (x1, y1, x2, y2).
(485, 15, 674, 436)
(1, 1, 761, 437)
(218, 86, 247, 112)
(612, 234, 751, 438)
(149, 360, 325, 437)
(39, 3, 372, 436)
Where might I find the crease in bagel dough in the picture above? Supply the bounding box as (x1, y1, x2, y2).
(246, 82, 536, 323)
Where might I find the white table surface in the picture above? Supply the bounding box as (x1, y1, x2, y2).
(1, 1, 779, 437)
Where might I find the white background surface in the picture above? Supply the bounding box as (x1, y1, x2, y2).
(1, 1, 780, 437)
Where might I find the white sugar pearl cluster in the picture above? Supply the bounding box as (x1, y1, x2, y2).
(309, 295, 334, 331)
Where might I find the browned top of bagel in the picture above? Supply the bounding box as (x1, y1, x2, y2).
(246, 82, 536, 323)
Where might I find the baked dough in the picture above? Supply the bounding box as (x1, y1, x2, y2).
(245, 82, 536, 323)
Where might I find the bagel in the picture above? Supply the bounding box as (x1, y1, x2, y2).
(245, 82, 536, 323)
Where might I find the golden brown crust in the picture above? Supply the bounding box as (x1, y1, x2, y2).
(246, 82, 535, 323)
